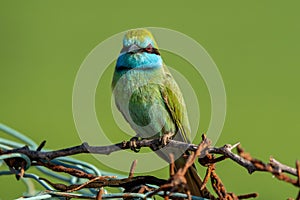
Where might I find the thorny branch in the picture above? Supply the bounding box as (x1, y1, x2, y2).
(144, 136, 213, 200)
(1, 134, 299, 199)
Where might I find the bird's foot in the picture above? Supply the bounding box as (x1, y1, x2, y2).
(150, 133, 175, 151)
(159, 132, 174, 147)
(129, 136, 141, 153)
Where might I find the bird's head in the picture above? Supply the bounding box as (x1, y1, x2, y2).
(116, 29, 163, 70)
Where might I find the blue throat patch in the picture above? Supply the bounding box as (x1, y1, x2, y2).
(116, 52, 163, 70)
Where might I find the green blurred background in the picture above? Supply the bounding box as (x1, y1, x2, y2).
(1, 1, 300, 199)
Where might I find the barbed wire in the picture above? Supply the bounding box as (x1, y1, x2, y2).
(0, 124, 119, 199)
(0, 124, 208, 199)
(0, 123, 299, 199)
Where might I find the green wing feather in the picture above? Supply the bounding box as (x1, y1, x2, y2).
(160, 65, 191, 143)
(160, 65, 208, 196)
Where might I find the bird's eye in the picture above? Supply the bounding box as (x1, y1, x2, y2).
(145, 44, 153, 52)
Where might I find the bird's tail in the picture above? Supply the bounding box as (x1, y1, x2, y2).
(174, 156, 210, 197)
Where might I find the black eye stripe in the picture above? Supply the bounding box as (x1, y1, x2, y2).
(139, 47, 160, 55)
(120, 46, 160, 55)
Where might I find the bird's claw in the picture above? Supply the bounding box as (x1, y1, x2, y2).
(159, 132, 174, 147)
(150, 133, 174, 151)
(130, 137, 141, 153)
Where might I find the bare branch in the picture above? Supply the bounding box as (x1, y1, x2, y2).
(1, 133, 299, 199)
(270, 157, 297, 176)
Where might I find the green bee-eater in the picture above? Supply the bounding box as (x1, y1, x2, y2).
(112, 28, 207, 196)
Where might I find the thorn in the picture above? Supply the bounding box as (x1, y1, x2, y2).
(36, 140, 46, 151)
(230, 142, 240, 151)
(18, 162, 25, 179)
(200, 165, 213, 190)
(96, 188, 104, 200)
(169, 154, 175, 176)
(187, 190, 192, 200)
(128, 160, 137, 178)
